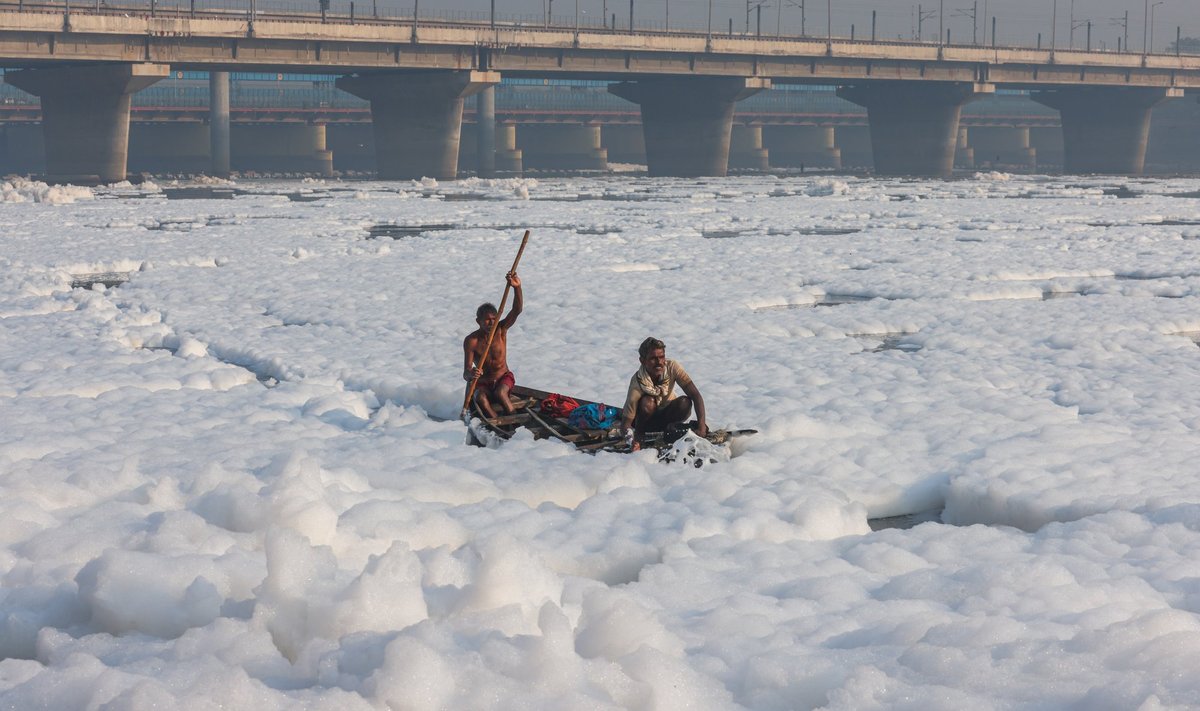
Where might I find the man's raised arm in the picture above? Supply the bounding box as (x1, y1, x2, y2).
(500, 272, 523, 329)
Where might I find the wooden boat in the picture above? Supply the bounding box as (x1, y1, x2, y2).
(467, 385, 756, 461)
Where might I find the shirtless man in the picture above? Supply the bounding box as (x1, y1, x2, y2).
(463, 271, 523, 418)
(619, 337, 707, 451)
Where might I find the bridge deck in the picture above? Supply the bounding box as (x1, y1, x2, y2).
(0, 6, 1197, 89)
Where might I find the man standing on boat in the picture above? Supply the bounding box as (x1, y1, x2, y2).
(619, 337, 707, 451)
(464, 271, 522, 418)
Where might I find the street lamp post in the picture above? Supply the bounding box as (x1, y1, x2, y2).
(1051, 0, 1057, 50)
(1142, 0, 1149, 52)
(939, 0, 944, 45)
(1149, 1, 1164, 53)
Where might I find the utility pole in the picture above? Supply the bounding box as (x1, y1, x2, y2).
(1069, 0, 1074, 47)
(1110, 10, 1129, 52)
(917, 4, 935, 41)
(1072, 13, 1089, 50)
(871, 10, 876, 41)
(952, 2, 976, 45)
(826, 0, 830, 40)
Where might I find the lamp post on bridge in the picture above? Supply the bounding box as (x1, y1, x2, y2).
(939, 0, 944, 45)
(1070, 0, 1080, 47)
(1051, 0, 1057, 50)
(1142, 0, 1149, 52)
(1149, 1, 1164, 53)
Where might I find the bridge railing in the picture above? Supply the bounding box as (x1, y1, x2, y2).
(0, 0, 1192, 55)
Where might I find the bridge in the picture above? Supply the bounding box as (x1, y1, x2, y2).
(0, 4, 1197, 180)
(0, 75, 1072, 176)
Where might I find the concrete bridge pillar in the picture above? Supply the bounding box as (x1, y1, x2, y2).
(128, 124, 210, 174)
(763, 126, 841, 169)
(337, 70, 500, 180)
(834, 125, 873, 169)
(231, 124, 333, 176)
(5, 63, 168, 183)
(601, 124, 646, 166)
(954, 127, 975, 169)
(968, 126, 1036, 170)
(729, 124, 769, 170)
(495, 121, 523, 174)
(1032, 87, 1182, 175)
(608, 77, 770, 177)
(837, 82, 993, 177)
(520, 123, 607, 171)
(209, 71, 231, 178)
(476, 86, 496, 178)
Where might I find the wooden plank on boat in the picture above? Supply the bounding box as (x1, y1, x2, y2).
(485, 412, 533, 426)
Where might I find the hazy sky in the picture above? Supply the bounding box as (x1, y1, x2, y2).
(439, 0, 1199, 52)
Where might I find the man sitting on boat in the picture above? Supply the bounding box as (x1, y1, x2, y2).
(463, 271, 523, 418)
(619, 337, 707, 451)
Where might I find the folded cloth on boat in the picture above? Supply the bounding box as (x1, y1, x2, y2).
(568, 403, 620, 430)
(540, 393, 580, 418)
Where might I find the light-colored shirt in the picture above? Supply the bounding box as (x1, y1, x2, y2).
(621, 359, 692, 422)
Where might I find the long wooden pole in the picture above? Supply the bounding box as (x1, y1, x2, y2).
(461, 230, 531, 421)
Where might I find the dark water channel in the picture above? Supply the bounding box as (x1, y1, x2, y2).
(868, 510, 944, 531)
(70, 272, 130, 289)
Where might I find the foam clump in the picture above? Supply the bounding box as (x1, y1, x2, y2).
(803, 178, 850, 196)
(0, 178, 94, 204)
